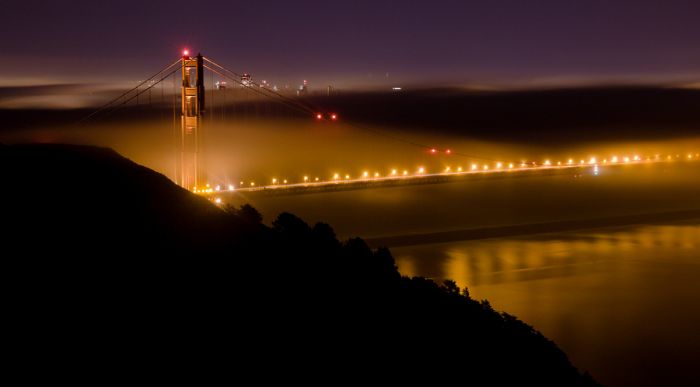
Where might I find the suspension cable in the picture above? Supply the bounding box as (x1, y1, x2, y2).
(203, 56, 317, 114)
(78, 58, 182, 123)
(94, 67, 181, 120)
(203, 64, 314, 116)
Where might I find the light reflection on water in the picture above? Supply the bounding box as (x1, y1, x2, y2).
(392, 222, 700, 387)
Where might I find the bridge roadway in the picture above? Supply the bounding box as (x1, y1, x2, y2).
(200, 158, 690, 198)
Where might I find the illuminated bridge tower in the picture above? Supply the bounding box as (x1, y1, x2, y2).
(178, 52, 205, 191)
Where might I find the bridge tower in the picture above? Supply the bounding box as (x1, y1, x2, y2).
(178, 52, 205, 191)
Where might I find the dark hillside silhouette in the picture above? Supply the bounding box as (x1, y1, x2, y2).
(2, 143, 599, 385)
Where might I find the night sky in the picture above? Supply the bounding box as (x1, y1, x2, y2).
(3, 0, 700, 88)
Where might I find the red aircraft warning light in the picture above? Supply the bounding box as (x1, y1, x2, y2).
(316, 113, 323, 120)
(182, 49, 190, 58)
(430, 148, 437, 154)
(446, 149, 452, 154)
(330, 113, 338, 120)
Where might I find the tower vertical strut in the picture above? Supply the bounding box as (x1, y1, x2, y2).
(177, 53, 205, 191)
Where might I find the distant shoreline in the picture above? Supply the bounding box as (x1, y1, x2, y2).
(366, 208, 700, 248)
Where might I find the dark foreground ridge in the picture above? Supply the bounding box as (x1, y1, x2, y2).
(2, 143, 599, 385)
